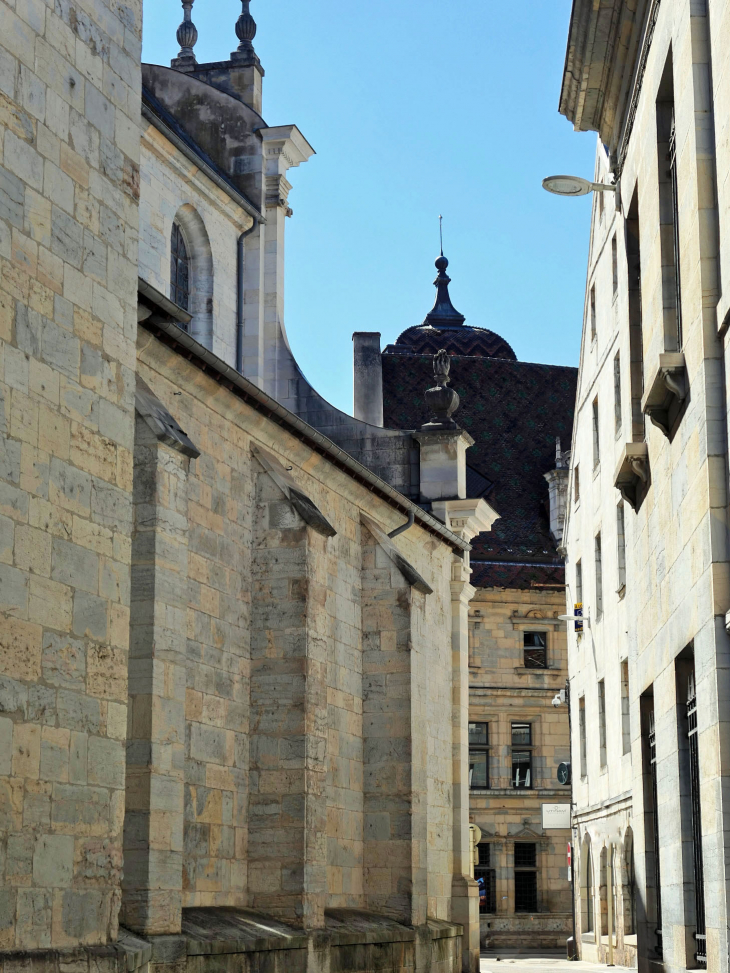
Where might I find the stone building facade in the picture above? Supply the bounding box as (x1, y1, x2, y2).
(349, 258, 578, 949)
(559, 0, 730, 970)
(0, 0, 502, 971)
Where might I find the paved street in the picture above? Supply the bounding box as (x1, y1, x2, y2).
(480, 952, 626, 972)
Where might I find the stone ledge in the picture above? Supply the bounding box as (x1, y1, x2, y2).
(0, 935, 152, 973)
(177, 907, 460, 953)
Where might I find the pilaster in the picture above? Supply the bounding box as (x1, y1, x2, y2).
(122, 416, 192, 935)
(257, 126, 315, 402)
(247, 459, 329, 929)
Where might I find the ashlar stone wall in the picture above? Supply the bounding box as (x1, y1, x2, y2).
(132, 327, 463, 944)
(564, 1, 730, 969)
(0, 0, 142, 949)
(467, 587, 572, 947)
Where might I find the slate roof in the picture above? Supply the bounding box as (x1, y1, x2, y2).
(388, 323, 517, 360)
(381, 352, 578, 587)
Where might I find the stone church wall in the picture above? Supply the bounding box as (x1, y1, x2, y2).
(0, 0, 142, 951)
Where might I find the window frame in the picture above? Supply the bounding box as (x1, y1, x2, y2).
(511, 722, 533, 789)
(475, 843, 497, 914)
(468, 722, 490, 790)
(514, 842, 538, 913)
(170, 221, 191, 315)
(523, 631, 548, 669)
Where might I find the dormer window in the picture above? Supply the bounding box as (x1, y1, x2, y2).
(170, 222, 190, 312)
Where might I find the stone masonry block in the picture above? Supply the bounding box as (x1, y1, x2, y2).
(42, 631, 86, 689)
(72, 589, 108, 640)
(87, 735, 125, 789)
(52, 537, 99, 594)
(33, 833, 74, 887)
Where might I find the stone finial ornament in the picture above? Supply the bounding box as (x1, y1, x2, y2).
(422, 349, 460, 430)
(422, 253, 466, 329)
(232, 0, 258, 62)
(172, 0, 198, 68)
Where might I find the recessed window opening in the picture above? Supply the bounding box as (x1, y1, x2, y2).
(598, 679, 607, 767)
(590, 284, 597, 342)
(623, 829, 636, 936)
(475, 844, 496, 914)
(642, 694, 663, 958)
(592, 398, 600, 469)
(595, 532, 603, 617)
(682, 663, 706, 966)
(170, 221, 190, 314)
(524, 631, 547, 669)
(657, 51, 682, 351)
(514, 843, 538, 913)
(575, 559, 583, 607)
(626, 187, 645, 442)
(617, 502, 626, 593)
(579, 696, 587, 778)
(585, 843, 595, 932)
(468, 722, 489, 789)
(511, 722, 533, 789)
(574, 464, 580, 504)
(612, 235, 618, 296)
(614, 352, 622, 436)
(621, 660, 631, 756)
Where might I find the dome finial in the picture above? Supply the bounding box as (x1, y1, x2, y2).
(232, 0, 259, 63)
(171, 0, 198, 70)
(423, 242, 466, 329)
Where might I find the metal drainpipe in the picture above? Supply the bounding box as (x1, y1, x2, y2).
(388, 510, 415, 538)
(236, 221, 258, 374)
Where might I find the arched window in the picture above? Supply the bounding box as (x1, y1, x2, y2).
(170, 222, 190, 311)
(623, 829, 636, 936)
(599, 846, 608, 935)
(581, 838, 595, 935)
(170, 206, 213, 347)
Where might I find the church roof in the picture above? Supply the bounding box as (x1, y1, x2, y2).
(386, 254, 517, 360)
(381, 352, 578, 583)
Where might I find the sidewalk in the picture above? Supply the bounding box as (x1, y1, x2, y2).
(480, 952, 631, 972)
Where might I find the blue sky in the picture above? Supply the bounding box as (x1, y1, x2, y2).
(143, 0, 597, 413)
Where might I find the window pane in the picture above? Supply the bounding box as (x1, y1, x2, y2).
(511, 722, 531, 746)
(475, 867, 496, 913)
(469, 751, 488, 789)
(515, 871, 538, 912)
(523, 633, 546, 648)
(514, 843, 537, 868)
(524, 646, 547, 669)
(512, 751, 531, 788)
(469, 722, 488, 746)
(477, 843, 490, 866)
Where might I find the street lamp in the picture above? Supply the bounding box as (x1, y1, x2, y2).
(542, 174, 621, 209)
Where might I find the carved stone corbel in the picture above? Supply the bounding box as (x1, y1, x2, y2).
(613, 442, 649, 511)
(641, 352, 687, 437)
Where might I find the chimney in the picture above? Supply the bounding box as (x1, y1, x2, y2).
(544, 437, 571, 546)
(353, 332, 383, 426)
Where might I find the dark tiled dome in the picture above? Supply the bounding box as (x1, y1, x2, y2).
(390, 253, 517, 361)
(394, 323, 517, 360)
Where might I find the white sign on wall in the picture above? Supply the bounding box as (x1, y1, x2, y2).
(541, 803, 571, 830)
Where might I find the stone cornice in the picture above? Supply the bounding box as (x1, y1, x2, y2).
(258, 125, 315, 172)
(559, 0, 652, 157)
(432, 498, 500, 544)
